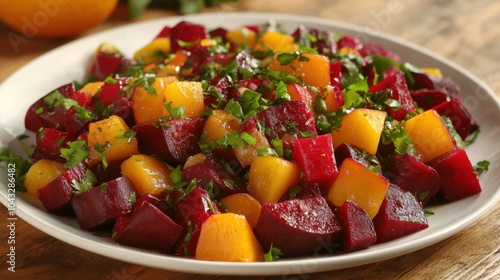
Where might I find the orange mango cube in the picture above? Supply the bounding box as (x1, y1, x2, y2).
(133, 37, 171, 64)
(201, 110, 240, 143)
(219, 193, 262, 229)
(131, 76, 178, 124)
(403, 109, 455, 162)
(254, 31, 298, 52)
(195, 213, 264, 262)
(226, 27, 257, 48)
(233, 127, 270, 168)
(269, 52, 331, 88)
(331, 108, 387, 155)
(121, 154, 173, 197)
(248, 156, 301, 203)
(162, 81, 205, 118)
(327, 158, 389, 219)
(87, 115, 139, 165)
(24, 159, 67, 198)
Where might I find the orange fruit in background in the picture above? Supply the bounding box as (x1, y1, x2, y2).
(0, 0, 118, 38)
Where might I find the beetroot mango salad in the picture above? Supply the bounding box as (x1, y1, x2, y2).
(2, 20, 490, 262)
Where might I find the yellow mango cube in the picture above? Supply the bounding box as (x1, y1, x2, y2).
(131, 76, 178, 124)
(331, 108, 387, 155)
(254, 31, 298, 52)
(269, 52, 331, 88)
(163, 81, 205, 118)
(79, 81, 104, 96)
(233, 128, 270, 168)
(201, 110, 240, 143)
(24, 159, 67, 198)
(87, 115, 139, 166)
(195, 213, 264, 262)
(248, 156, 301, 203)
(403, 109, 455, 162)
(121, 154, 173, 197)
(226, 27, 257, 48)
(327, 158, 389, 219)
(133, 37, 171, 64)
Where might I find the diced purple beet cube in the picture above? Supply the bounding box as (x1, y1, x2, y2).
(133, 118, 204, 164)
(113, 200, 183, 253)
(89, 51, 133, 80)
(411, 90, 449, 111)
(432, 99, 473, 141)
(337, 35, 363, 51)
(292, 134, 339, 192)
(373, 185, 429, 243)
(257, 101, 316, 143)
(369, 71, 416, 121)
(24, 83, 76, 133)
(334, 143, 380, 171)
(31, 128, 75, 162)
(182, 154, 246, 198)
(337, 200, 377, 252)
(37, 163, 88, 213)
(165, 186, 220, 256)
(430, 149, 481, 202)
(254, 196, 343, 257)
(71, 176, 136, 230)
(90, 159, 124, 185)
(384, 153, 440, 206)
(359, 42, 401, 62)
(169, 21, 207, 52)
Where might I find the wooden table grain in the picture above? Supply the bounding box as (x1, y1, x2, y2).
(1, 0, 499, 279)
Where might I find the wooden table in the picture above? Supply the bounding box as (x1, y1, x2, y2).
(1, 0, 499, 279)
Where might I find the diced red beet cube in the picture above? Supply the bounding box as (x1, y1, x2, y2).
(330, 61, 343, 90)
(37, 163, 88, 213)
(133, 118, 204, 165)
(182, 156, 246, 199)
(411, 90, 449, 111)
(113, 200, 183, 253)
(90, 159, 124, 185)
(384, 153, 440, 206)
(373, 185, 429, 243)
(291, 26, 337, 56)
(359, 42, 401, 62)
(169, 21, 207, 52)
(61, 106, 93, 136)
(337, 35, 363, 51)
(89, 51, 133, 80)
(337, 200, 377, 252)
(334, 143, 380, 171)
(430, 149, 481, 201)
(254, 196, 343, 257)
(24, 86, 73, 132)
(166, 186, 220, 256)
(133, 193, 171, 215)
(257, 101, 316, 144)
(71, 177, 136, 230)
(31, 128, 75, 163)
(155, 25, 171, 38)
(292, 134, 339, 192)
(432, 99, 473, 141)
(369, 71, 416, 121)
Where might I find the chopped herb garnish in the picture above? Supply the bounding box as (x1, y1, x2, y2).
(72, 169, 97, 195)
(474, 160, 490, 176)
(264, 244, 283, 262)
(114, 129, 137, 144)
(60, 140, 89, 168)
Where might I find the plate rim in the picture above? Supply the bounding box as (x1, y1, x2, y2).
(1, 12, 499, 276)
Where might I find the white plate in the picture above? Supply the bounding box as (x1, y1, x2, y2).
(1, 12, 499, 276)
